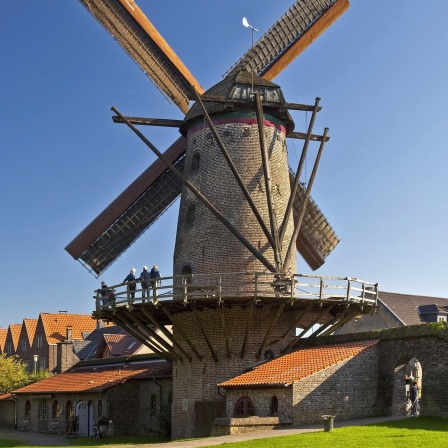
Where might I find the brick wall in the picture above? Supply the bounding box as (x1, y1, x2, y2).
(378, 336, 448, 417)
(292, 346, 380, 424)
(174, 118, 296, 279)
(171, 305, 299, 439)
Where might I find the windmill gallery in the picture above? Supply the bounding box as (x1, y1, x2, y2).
(46, 0, 448, 440)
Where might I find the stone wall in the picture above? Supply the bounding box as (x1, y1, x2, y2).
(378, 336, 448, 417)
(292, 345, 379, 424)
(171, 305, 299, 439)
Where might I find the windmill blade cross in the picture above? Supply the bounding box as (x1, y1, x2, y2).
(66, 0, 346, 276)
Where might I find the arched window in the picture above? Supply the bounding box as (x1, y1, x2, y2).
(98, 400, 103, 416)
(150, 395, 157, 417)
(270, 396, 278, 415)
(24, 400, 31, 418)
(38, 400, 48, 420)
(234, 396, 255, 418)
(191, 153, 200, 173)
(65, 400, 73, 418)
(182, 265, 193, 284)
(51, 400, 58, 419)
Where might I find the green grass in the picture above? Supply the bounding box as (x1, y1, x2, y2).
(0, 417, 446, 447)
(202, 417, 448, 448)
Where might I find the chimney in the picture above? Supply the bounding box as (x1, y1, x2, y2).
(66, 327, 73, 341)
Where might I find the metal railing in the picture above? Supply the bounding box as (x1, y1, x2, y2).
(94, 272, 378, 311)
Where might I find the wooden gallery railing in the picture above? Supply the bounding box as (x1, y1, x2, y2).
(94, 272, 378, 311)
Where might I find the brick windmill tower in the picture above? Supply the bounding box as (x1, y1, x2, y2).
(67, 0, 378, 439)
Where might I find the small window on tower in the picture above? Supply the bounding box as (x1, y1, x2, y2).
(191, 153, 200, 173)
(186, 205, 195, 226)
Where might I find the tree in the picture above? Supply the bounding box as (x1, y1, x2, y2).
(0, 354, 52, 394)
(0, 354, 29, 394)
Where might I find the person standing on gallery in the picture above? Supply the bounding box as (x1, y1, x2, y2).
(123, 268, 137, 301)
(140, 266, 151, 300)
(150, 265, 161, 298)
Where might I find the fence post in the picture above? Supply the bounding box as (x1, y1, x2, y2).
(346, 279, 351, 301)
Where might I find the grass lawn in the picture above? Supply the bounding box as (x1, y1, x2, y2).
(0, 417, 446, 447)
(203, 417, 448, 448)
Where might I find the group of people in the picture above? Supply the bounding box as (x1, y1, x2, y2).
(123, 265, 161, 300)
(98, 265, 162, 306)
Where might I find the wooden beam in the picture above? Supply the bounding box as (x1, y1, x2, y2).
(256, 302, 286, 359)
(192, 306, 219, 362)
(262, 0, 350, 81)
(112, 106, 278, 273)
(124, 311, 181, 361)
(220, 306, 231, 359)
(288, 132, 330, 142)
(255, 93, 282, 269)
(117, 0, 204, 94)
(141, 308, 193, 362)
(240, 303, 254, 358)
(112, 116, 182, 127)
(112, 313, 173, 361)
(127, 312, 182, 362)
(162, 307, 203, 361)
(281, 303, 314, 339)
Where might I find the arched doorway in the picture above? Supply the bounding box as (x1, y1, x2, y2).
(76, 401, 89, 436)
(392, 357, 423, 416)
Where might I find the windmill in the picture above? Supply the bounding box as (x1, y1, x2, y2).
(68, 0, 379, 439)
(65, 0, 348, 276)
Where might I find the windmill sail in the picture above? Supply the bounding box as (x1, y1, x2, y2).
(78, 0, 203, 113)
(67, 0, 347, 276)
(226, 0, 349, 80)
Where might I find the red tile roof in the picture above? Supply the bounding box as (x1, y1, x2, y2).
(8, 324, 22, 351)
(103, 334, 142, 356)
(13, 360, 171, 394)
(0, 329, 7, 352)
(23, 318, 38, 343)
(40, 313, 100, 344)
(219, 340, 379, 387)
(0, 393, 14, 401)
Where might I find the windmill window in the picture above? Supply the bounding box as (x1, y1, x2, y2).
(234, 396, 255, 418)
(270, 396, 279, 415)
(191, 153, 200, 173)
(182, 265, 193, 284)
(186, 205, 195, 226)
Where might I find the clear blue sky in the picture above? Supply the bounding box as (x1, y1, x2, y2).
(1, 1, 448, 328)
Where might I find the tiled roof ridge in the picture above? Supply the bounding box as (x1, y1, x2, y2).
(380, 291, 448, 300)
(378, 298, 406, 326)
(219, 340, 378, 387)
(305, 322, 448, 347)
(40, 313, 98, 344)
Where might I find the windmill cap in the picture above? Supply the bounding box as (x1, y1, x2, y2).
(180, 70, 294, 136)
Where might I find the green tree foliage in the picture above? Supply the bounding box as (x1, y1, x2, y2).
(0, 354, 51, 394)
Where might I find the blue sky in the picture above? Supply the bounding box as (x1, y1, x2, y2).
(1, 1, 448, 328)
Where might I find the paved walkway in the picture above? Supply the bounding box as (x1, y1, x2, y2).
(0, 416, 405, 447)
